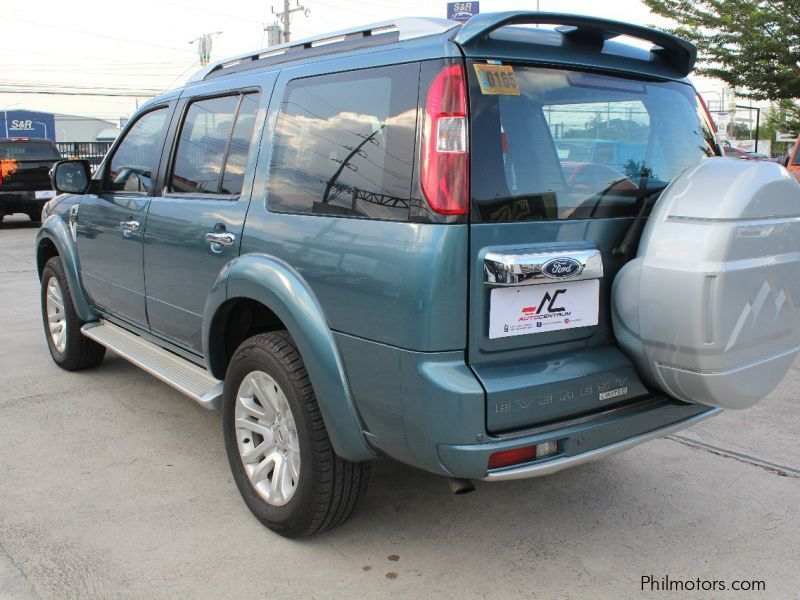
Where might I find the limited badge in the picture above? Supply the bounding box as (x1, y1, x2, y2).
(473, 64, 520, 96)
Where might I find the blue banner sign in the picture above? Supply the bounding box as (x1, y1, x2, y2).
(2, 110, 56, 141)
(447, 2, 479, 22)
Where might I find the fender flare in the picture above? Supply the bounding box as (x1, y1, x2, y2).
(36, 214, 98, 323)
(203, 253, 375, 462)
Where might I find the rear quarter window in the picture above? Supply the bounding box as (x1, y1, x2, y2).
(267, 63, 419, 221)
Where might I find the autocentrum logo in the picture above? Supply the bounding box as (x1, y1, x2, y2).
(518, 289, 569, 321)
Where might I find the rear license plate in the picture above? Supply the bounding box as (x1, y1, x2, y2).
(35, 190, 56, 200)
(489, 279, 600, 339)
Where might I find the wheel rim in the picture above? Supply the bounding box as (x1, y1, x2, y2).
(234, 370, 301, 507)
(46, 277, 67, 354)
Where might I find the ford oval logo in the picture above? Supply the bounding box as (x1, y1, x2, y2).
(542, 257, 583, 279)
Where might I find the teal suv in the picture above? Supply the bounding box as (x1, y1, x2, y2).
(37, 12, 800, 537)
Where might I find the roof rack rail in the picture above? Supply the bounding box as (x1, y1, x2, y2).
(187, 17, 459, 83)
(454, 11, 697, 77)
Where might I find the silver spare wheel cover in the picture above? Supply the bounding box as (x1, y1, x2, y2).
(613, 157, 800, 409)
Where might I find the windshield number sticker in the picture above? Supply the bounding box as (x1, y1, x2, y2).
(474, 64, 520, 96)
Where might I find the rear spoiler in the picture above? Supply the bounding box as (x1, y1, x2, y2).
(453, 11, 697, 77)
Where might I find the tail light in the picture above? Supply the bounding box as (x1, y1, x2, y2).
(421, 63, 469, 215)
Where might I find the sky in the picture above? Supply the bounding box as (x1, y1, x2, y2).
(0, 0, 738, 127)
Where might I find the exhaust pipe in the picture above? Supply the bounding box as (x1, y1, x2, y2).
(447, 477, 475, 495)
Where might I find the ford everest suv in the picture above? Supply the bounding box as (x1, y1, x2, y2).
(36, 12, 800, 537)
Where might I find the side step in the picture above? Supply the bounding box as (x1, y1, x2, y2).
(81, 320, 223, 410)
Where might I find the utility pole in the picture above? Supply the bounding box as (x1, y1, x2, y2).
(190, 32, 222, 66)
(272, 0, 309, 43)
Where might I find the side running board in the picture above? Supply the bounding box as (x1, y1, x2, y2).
(81, 320, 223, 410)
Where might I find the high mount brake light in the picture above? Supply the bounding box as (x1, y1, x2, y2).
(421, 63, 469, 216)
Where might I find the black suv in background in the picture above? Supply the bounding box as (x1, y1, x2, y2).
(0, 138, 60, 225)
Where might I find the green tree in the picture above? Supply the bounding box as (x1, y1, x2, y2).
(643, 0, 800, 101)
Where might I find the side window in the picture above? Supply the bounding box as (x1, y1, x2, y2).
(267, 63, 419, 221)
(106, 107, 168, 194)
(171, 92, 260, 195)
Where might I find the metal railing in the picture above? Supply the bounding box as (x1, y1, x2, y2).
(56, 142, 112, 167)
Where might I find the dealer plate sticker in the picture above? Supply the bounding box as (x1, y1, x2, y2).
(473, 64, 520, 96)
(35, 190, 56, 200)
(489, 279, 599, 339)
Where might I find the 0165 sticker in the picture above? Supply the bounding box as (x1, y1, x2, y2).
(473, 63, 520, 96)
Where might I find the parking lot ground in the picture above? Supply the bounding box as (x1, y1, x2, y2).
(1, 214, 799, 600)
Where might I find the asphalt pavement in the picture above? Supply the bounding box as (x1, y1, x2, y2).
(1, 214, 798, 599)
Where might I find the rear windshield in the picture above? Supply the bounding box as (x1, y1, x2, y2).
(0, 141, 60, 160)
(469, 64, 719, 221)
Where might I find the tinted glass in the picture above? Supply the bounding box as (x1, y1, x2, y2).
(792, 146, 800, 166)
(268, 63, 419, 221)
(171, 95, 239, 194)
(221, 93, 260, 194)
(107, 108, 168, 193)
(0, 141, 60, 160)
(469, 65, 720, 221)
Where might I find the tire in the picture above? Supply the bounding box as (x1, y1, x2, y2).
(40, 256, 106, 371)
(222, 332, 371, 538)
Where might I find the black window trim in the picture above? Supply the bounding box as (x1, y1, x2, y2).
(100, 103, 172, 196)
(163, 87, 261, 202)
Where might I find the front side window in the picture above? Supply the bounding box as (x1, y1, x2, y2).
(267, 63, 419, 221)
(107, 107, 168, 194)
(469, 65, 720, 221)
(170, 92, 260, 196)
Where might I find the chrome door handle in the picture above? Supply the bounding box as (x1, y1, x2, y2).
(205, 231, 236, 247)
(120, 219, 140, 237)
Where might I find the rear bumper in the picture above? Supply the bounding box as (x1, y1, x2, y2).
(0, 191, 47, 213)
(481, 406, 719, 480)
(437, 397, 719, 480)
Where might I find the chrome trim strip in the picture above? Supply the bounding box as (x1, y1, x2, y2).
(481, 407, 721, 481)
(484, 248, 603, 286)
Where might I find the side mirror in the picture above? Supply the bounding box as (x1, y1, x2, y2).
(50, 160, 91, 195)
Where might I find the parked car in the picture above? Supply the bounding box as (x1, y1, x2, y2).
(36, 11, 800, 537)
(0, 137, 60, 225)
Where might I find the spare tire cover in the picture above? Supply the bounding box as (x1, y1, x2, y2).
(613, 158, 800, 409)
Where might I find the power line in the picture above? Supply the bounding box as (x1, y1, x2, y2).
(1, 15, 195, 55)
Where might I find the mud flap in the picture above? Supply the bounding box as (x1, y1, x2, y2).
(613, 158, 800, 409)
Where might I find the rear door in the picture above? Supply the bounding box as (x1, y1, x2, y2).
(465, 61, 719, 433)
(143, 76, 270, 353)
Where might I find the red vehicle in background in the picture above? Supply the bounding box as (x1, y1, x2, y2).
(787, 140, 800, 182)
